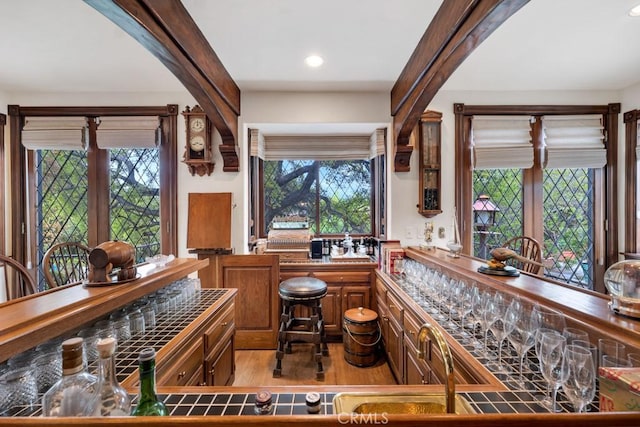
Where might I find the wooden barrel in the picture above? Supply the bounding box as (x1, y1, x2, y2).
(343, 307, 380, 367)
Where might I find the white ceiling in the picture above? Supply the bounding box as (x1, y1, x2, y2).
(0, 0, 639, 95)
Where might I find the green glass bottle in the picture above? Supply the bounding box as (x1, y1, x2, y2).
(131, 348, 168, 416)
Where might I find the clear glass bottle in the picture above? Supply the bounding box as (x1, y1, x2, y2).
(42, 337, 100, 417)
(96, 337, 131, 416)
(130, 348, 168, 416)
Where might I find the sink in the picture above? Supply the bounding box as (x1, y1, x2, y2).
(332, 392, 476, 415)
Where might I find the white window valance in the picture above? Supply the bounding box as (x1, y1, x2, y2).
(542, 115, 606, 169)
(96, 116, 160, 149)
(21, 116, 88, 150)
(250, 128, 384, 161)
(471, 115, 533, 169)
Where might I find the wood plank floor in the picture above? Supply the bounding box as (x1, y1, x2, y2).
(233, 343, 398, 386)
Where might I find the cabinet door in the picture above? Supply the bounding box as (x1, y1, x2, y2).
(321, 286, 341, 337)
(405, 339, 431, 385)
(341, 286, 371, 313)
(206, 338, 235, 386)
(386, 315, 404, 383)
(218, 255, 279, 349)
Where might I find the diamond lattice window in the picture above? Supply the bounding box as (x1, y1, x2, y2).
(35, 150, 89, 290)
(109, 148, 161, 262)
(542, 168, 594, 290)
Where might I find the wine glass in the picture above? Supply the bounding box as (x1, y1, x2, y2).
(446, 241, 463, 258)
(486, 298, 515, 373)
(563, 327, 589, 345)
(479, 292, 499, 360)
(539, 332, 568, 413)
(456, 283, 475, 342)
(562, 344, 596, 413)
(395, 258, 405, 278)
(532, 305, 566, 372)
(506, 299, 539, 387)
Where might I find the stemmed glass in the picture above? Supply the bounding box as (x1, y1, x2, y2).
(539, 332, 568, 413)
(395, 258, 405, 278)
(562, 344, 596, 413)
(506, 299, 539, 386)
(486, 297, 515, 373)
(532, 305, 566, 371)
(456, 283, 474, 342)
(479, 292, 498, 360)
(444, 279, 461, 329)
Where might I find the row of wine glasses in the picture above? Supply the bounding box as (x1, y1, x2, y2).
(393, 258, 605, 413)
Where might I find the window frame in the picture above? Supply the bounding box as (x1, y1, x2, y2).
(624, 109, 639, 254)
(454, 103, 620, 293)
(8, 105, 178, 267)
(247, 142, 387, 244)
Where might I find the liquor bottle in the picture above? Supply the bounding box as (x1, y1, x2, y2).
(131, 348, 168, 416)
(96, 337, 131, 416)
(42, 337, 100, 417)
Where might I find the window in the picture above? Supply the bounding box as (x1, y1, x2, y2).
(9, 105, 178, 290)
(455, 103, 620, 293)
(249, 128, 386, 239)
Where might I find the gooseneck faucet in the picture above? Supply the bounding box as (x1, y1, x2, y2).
(417, 322, 455, 414)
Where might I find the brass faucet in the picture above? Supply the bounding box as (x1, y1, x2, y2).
(417, 322, 455, 414)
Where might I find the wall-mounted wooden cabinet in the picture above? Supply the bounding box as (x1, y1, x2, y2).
(417, 110, 442, 218)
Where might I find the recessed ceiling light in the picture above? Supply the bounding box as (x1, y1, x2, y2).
(630, 4, 640, 16)
(305, 55, 324, 68)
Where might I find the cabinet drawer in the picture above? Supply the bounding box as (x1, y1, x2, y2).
(386, 291, 403, 324)
(403, 308, 422, 348)
(310, 271, 371, 284)
(158, 338, 204, 386)
(204, 302, 235, 354)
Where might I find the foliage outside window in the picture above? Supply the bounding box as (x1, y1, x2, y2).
(262, 159, 372, 236)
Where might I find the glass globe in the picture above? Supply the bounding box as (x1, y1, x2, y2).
(604, 260, 640, 318)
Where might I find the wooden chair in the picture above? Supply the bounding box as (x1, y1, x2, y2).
(0, 254, 37, 300)
(42, 242, 91, 288)
(502, 236, 543, 275)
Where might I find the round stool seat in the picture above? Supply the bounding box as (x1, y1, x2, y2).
(279, 277, 327, 300)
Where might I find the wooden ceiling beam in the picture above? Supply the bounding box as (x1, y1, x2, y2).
(84, 0, 240, 171)
(391, 0, 529, 172)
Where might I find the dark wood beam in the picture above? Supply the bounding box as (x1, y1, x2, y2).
(391, 0, 529, 172)
(84, 0, 240, 171)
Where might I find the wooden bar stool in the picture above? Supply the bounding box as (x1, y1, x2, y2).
(273, 276, 329, 380)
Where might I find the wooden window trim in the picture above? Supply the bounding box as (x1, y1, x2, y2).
(0, 113, 5, 253)
(7, 105, 178, 265)
(624, 109, 639, 254)
(454, 103, 620, 293)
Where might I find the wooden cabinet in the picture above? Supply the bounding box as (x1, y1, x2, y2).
(417, 110, 442, 218)
(280, 268, 373, 340)
(128, 297, 236, 389)
(199, 254, 280, 350)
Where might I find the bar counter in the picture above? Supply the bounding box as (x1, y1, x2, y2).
(1, 254, 639, 426)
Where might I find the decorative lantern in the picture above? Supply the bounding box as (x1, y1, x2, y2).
(472, 194, 499, 230)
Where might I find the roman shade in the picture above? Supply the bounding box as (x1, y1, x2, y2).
(542, 115, 606, 169)
(471, 116, 533, 169)
(96, 116, 160, 149)
(250, 128, 385, 161)
(21, 117, 88, 150)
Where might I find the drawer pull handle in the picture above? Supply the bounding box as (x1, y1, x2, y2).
(209, 368, 215, 376)
(409, 330, 415, 336)
(221, 322, 228, 327)
(177, 371, 186, 379)
(382, 316, 389, 322)
(389, 304, 395, 309)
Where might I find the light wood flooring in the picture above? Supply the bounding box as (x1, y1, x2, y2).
(233, 343, 398, 386)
